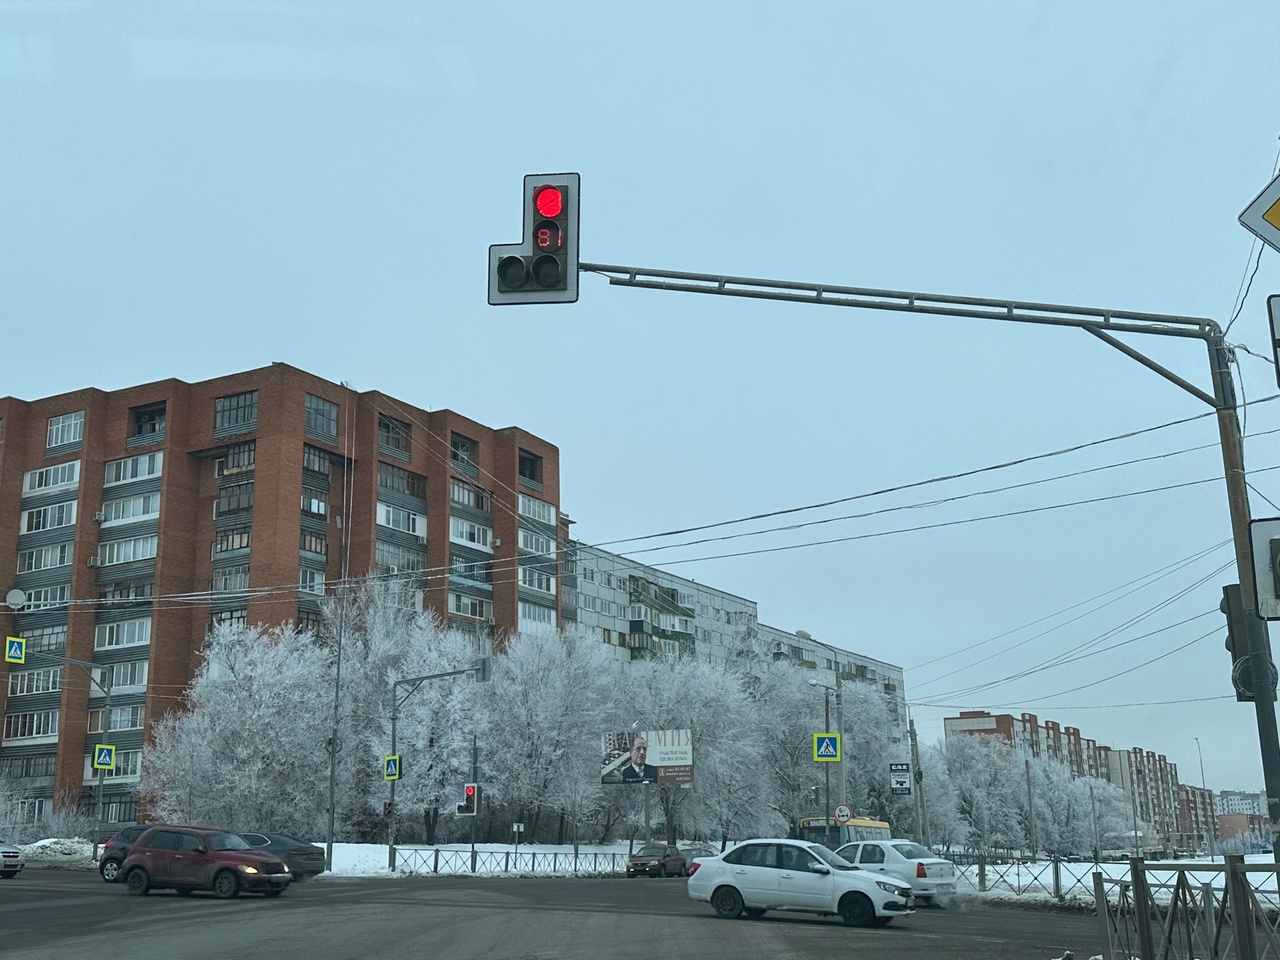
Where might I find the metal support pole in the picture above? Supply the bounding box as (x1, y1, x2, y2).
(1090, 783, 1101, 862)
(96, 670, 112, 852)
(387, 689, 398, 871)
(823, 688, 831, 848)
(835, 677, 844, 811)
(471, 735, 478, 857)
(909, 717, 931, 848)
(1025, 757, 1037, 857)
(325, 596, 346, 873)
(1195, 736, 1216, 858)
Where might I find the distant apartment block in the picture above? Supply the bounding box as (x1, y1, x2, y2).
(1216, 789, 1266, 817)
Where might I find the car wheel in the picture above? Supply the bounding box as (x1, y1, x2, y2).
(263, 888, 284, 898)
(744, 908, 767, 919)
(711, 885, 744, 919)
(839, 892, 875, 927)
(100, 859, 121, 882)
(212, 870, 240, 900)
(125, 868, 150, 896)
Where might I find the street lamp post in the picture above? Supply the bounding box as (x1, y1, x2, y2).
(1195, 737, 1217, 858)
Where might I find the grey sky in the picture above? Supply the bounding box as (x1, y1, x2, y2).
(3, 2, 1279, 792)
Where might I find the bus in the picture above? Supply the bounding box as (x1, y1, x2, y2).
(796, 816, 892, 848)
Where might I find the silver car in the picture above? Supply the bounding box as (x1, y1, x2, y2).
(0, 841, 26, 879)
(834, 839, 957, 901)
(686, 838, 913, 926)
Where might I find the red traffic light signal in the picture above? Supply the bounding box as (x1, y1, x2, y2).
(457, 782, 479, 816)
(489, 173, 580, 305)
(464, 784, 475, 798)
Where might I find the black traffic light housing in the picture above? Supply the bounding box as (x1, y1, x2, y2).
(488, 173, 580, 305)
(1222, 582, 1278, 702)
(456, 782, 479, 817)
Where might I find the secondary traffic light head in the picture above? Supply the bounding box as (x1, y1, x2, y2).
(456, 782, 479, 817)
(488, 173, 580, 305)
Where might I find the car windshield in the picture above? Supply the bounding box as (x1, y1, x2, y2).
(636, 846, 666, 857)
(891, 842, 936, 859)
(206, 832, 252, 851)
(805, 843, 856, 870)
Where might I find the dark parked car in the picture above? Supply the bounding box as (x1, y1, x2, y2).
(626, 844, 687, 878)
(237, 832, 326, 879)
(121, 826, 291, 898)
(681, 845, 718, 874)
(99, 824, 151, 882)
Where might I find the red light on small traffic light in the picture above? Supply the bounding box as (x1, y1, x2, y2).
(534, 185, 562, 218)
(465, 784, 476, 797)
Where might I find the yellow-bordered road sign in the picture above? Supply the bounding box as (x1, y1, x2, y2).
(92, 744, 116, 770)
(4, 636, 25, 664)
(812, 733, 841, 762)
(383, 755, 401, 780)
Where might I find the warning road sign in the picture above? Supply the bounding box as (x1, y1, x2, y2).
(812, 733, 841, 762)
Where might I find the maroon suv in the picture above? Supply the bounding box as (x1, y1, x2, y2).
(121, 826, 292, 899)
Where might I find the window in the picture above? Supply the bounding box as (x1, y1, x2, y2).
(0, 754, 56, 779)
(375, 540, 426, 573)
(518, 600, 556, 631)
(99, 579, 153, 602)
(518, 529, 554, 557)
(131, 403, 166, 438)
(377, 413, 410, 454)
(94, 618, 151, 650)
(299, 568, 325, 594)
(212, 527, 251, 555)
(296, 610, 325, 635)
(518, 493, 556, 525)
(450, 433, 476, 466)
(302, 443, 331, 475)
(209, 609, 247, 631)
(519, 565, 556, 594)
(449, 592, 492, 620)
(88, 705, 144, 733)
(377, 501, 425, 536)
(91, 749, 142, 780)
(580, 595, 597, 612)
(211, 565, 249, 592)
(214, 441, 254, 477)
(300, 487, 327, 517)
(105, 451, 163, 485)
(723, 844, 776, 868)
(377, 461, 426, 499)
(99, 535, 158, 566)
(449, 477, 490, 511)
(450, 554, 492, 583)
(3, 710, 59, 741)
(22, 625, 66, 654)
(214, 390, 258, 431)
(100, 492, 160, 525)
(25, 585, 69, 609)
(23, 460, 79, 495)
(215, 482, 254, 518)
(8, 667, 61, 697)
(46, 411, 84, 448)
(448, 516, 492, 551)
(103, 659, 147, 689)
(581, 566, 595, 583)
(17, 542, 72, 572)
(300, 531, 327, 556)
(518, 449, 542, 483)
(303, 393, 338, 439)
(21, 501, 76, 533)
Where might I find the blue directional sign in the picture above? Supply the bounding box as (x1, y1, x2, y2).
(383, 755, 401, 781)
(812, 733, 841, 763)
(92, 744, 116, 771)
(4, 636, 25, 664)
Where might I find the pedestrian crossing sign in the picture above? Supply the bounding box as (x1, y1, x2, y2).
(813, 733, 841, 762)
(4, 636, 25, 664)
(383, 755, 401, 781)
(92, 744, 116, 770)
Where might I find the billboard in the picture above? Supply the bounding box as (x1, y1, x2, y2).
(601, 728, 693, 785)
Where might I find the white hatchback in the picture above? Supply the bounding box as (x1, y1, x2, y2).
(686, 838, 914, 927)
(834, 839, 957, 901)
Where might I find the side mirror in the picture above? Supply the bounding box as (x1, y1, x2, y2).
(194, 846, 207, 854)
(809, 863, 830, 874)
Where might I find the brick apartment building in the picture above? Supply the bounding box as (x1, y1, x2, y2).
(0, 363, 564, 824)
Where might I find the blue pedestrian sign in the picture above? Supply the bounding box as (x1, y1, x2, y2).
(383, 755, 401, 781)
(812, 733, 841, 762)
(4, 636, 25, 664)
(92, 744, 116, 770)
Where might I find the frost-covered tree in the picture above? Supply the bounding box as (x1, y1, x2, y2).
(942, 734, 1024, 852)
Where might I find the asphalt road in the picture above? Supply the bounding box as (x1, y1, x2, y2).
(2, 867, 1104, 960)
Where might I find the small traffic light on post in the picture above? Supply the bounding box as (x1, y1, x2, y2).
(456, 782, 478, 817)
(488, 173, 580, 305)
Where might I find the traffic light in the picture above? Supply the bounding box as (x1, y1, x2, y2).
(488, 173, 580, 305)
(1222, 583, 1250, 668)
(1221, 583, 1278, 702)
(456, 782, 478, 817)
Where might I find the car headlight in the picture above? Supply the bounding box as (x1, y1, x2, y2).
(282, 864, 289, 872)
(876, 880, 910, 897)
(238, 865, 259, 874)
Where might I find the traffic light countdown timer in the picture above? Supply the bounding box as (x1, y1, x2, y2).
(488, 173, 580, 305)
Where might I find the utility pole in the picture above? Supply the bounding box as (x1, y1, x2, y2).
(1025, 756, 1037, 858)
(583, 262, 1280, 862)
(909, 716, 931, 848)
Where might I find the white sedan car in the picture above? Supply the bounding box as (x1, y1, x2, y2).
(0, 841, 26, 879)
(686, 838, 914, 927)
(834, 839, 956, 901)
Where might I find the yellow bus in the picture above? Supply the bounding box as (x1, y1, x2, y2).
(797, 816, 892, 848)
